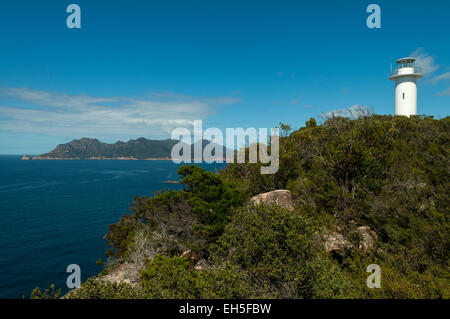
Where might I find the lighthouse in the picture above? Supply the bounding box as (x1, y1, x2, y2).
(389, 57, 422, 117)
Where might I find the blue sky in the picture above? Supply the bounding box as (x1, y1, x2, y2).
(0, 0, 449, 154)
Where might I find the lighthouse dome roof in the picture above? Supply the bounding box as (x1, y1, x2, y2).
(396, 57, 416, 64)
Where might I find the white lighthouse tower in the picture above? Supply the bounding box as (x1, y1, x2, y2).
(389, 57, 422, 117)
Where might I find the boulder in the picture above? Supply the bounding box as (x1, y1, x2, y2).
(193, 259, 209, 271)
(356, 226, 378, 253)
(316, 230, 353, 253)
(250, 189, 295, 211)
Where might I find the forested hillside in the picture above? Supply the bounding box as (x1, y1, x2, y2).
(33, 115, 449, 299)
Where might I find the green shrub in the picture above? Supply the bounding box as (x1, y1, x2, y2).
(212, 204, 352, 298)
(139, 255, 250, 298)
(65, 279, 141, 299)
(178, 165, 245, 238)
(30, 284, 61, 299)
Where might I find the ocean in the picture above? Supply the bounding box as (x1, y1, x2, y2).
(0, 155, 225, 298)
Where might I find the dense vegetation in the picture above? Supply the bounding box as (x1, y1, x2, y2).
(223, 114, 449, 298)
(34, 115, 449, 299)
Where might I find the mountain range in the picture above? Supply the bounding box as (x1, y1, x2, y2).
(31, 137, 228, 160)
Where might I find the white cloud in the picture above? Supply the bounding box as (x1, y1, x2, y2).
(436, 87, 450, 96)
(0, 87, 119, 109)
(146, 90, 241, 105)
(0, 87, 238, 139)
(430, 72, 450, 84)
(410, 48, 439, 76)
(323, 104, 372, 119)
(290, 97, 301, 105)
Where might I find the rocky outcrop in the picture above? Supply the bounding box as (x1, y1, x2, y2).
(99, 263, 136, 286)
(250, 189, 295, 211)
(356, 226, 378, 253)
(316, 230, 354, 253)
(316, 226, 378, 254)
(21, 155, 31, 160)
(193, 259, 209, 271)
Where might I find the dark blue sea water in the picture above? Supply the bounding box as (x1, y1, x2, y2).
(0, 155, 225, 298)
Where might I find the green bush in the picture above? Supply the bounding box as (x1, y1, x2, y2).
(139, 255, 250, 298)
(65, 278, 141, 299)
(30, 284, 61, 299)
(178, 165, 245, 238)
(212, 204, 352, 298)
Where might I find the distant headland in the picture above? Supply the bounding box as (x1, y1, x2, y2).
(26, 137, 227, 161)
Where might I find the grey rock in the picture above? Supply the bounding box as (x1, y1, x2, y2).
(193, 259, 209, 271)
(316, 230, 353, 253)
(250, 189, 295, 211)
(356, 226, 378, 253)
